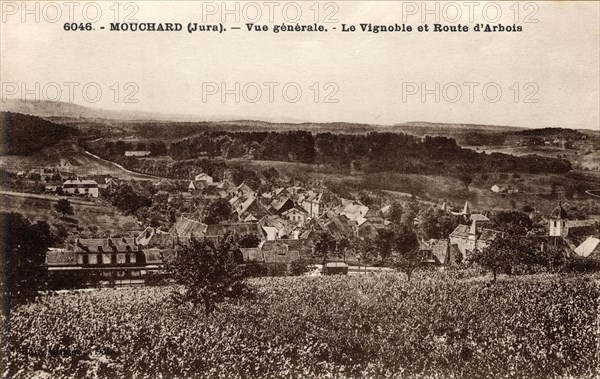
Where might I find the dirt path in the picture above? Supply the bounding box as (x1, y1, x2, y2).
(0, 189, 100, 206)
(83, 151, 160, 180)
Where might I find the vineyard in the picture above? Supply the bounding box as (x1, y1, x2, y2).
(3, 274, 599, 378)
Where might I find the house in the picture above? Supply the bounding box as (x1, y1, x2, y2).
(194, 173, 213, 184)
(204, 223, 264, 244)
(574, 237, 600, 258)
(188, 181, 196, 192)
(260, 240, 302, 263)
(356, 218, 379, 240)
(300, 190, 340, 218)
(63, 178, 99, 197)
(419, 239, 462, 265)
(240, 248, 264, 263)
(469, 214, 490, 223)
(169, 217, 208, 244)
(259, 215, 289, 239)
(449, 221, 500, 259)
(234, 195, 271, 222)
(269, 197, 295, 215)
(261, 238, 313, 261)
(490, 185, 502, 193)
(282, 205, 309, 226)
(125, 151, 151, 157)
(46, 237, 174, 287)
(339, 201, 369, 221)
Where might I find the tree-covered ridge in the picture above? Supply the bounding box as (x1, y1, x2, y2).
(162, 131, 571, 175)
(1, 112, 77, 155)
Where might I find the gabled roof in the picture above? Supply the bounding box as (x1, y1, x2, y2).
(170, 217, 207, 237)
(450, 224, 470, 239)
(270, 197, 292, 212)
(204, 223, 261, 238)
(430, 239, 449, 265)
(574, 237, 600, 257)
(282, 204, 308, 216)
(470, 214, 490, 222)
(75, 237, 139, 253)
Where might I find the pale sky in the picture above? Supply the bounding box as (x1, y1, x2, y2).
(1, 1, 599, 129)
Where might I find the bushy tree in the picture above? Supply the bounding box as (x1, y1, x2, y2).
(168, 235, 251, 316)
(1, 212, 54, 305)
(390, 224, 420, 280)
(472, 232, 532, 281)
(54, 198, 74, 217)
(107, 184, 152, 215)
(203, 198, 232, 224)
(236, 233, 260, 248)
(314, 232, 337, 264)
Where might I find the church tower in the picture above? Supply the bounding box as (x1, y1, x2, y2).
(549, 203, 568, 237)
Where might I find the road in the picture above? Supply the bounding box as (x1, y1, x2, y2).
(0, 189, 101, 206)
(83, 151, 160, 180)
(586, 190, 600, 199)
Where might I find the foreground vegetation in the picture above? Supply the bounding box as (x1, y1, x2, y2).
(3, 274, 598, 378)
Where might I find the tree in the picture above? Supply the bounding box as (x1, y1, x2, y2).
(336, 237, 351, 262)
(54, 198, 74, 217)
(314, 232, 336, 265)
(107, 184, 152, 215)
(376, 229, 396, 261)
(1, 212, 54, 305)
(390, 224, 420, 280)
(237, 233, 260, 248)
(388, 201, 403, 225)
(458, 173, 473, 191)
(472, 232, 529, 281)
(168, 236, 251, 316)
(203, 198, 232, 224)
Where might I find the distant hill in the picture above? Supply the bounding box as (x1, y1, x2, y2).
(3, 100, 596, 144)
(1, 112, 77, 155)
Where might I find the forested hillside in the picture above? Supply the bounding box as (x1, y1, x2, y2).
(1, 112, 77, 155)
(93, 131, 572, 179)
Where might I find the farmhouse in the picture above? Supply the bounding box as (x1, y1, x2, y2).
(62, 178, 99, 197)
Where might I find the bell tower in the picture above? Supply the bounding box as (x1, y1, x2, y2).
(549, 203, 568, 237)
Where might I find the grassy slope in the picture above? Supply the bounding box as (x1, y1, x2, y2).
(0, 192, 139, 234)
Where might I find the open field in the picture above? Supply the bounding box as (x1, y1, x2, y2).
(3, 273, 598, 379)
(0, 191, 139, 232)
(464, 145, 600, 172)
(0, 141, 154, 180)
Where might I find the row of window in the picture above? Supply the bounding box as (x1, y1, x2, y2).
(78, 253, 137, 265)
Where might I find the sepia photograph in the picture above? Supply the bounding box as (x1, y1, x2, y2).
(1, 1, 599, 378)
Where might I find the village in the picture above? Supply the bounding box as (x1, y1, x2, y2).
(5, 155, 596, 288)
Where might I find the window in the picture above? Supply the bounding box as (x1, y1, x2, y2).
(82, 255, 89, 265)
(553, 221, 557, 228)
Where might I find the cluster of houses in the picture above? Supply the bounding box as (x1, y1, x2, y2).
(43, 167, 600, 285)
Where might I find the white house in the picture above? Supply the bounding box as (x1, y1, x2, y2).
(125, 151, 151, 157)
(194, 173, 213, 184)
(63, 179, 99, 197)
